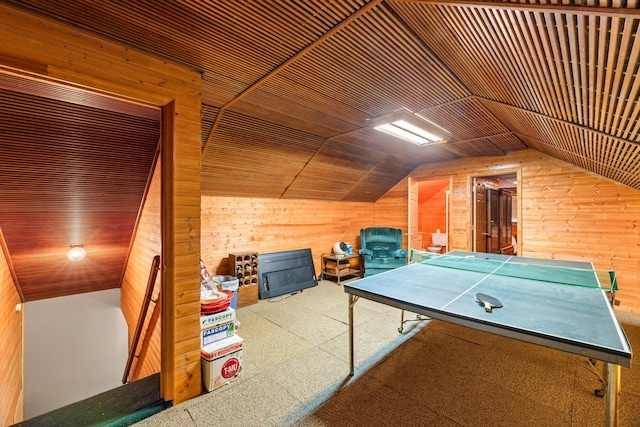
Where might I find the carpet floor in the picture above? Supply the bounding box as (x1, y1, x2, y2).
(134, 278, 640, 427)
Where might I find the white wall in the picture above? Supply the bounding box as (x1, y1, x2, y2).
(24, 289, 128, 419)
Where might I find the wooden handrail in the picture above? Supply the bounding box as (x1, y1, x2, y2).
(122, 255, 161, 384)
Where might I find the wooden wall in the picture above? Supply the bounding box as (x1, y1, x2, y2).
(201, 197, 376, 277)
(121, 161, 162, 381)
(1, 4, 202, 404)
(0, 238, 23, 425)
(371, 177, 410, 247)
(384, 149, 640, 313)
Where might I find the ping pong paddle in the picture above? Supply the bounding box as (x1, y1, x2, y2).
(475, 293, 503, 313)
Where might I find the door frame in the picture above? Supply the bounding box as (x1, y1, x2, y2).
(408, 176, 452, 255)
(470, 168, 521, 255)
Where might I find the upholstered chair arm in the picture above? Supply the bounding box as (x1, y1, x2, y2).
(393, 249, 408, 259)
(359, 248, 373, 259)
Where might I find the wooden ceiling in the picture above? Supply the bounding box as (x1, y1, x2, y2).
(1, 0, 639, 300)
(0, 74, 160, 301)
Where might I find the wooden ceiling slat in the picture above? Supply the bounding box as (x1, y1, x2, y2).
(224, 2, 321, 48)
(366, 7, 436, 78)
(567, 14, 583, 124)
(152, 1, 310, 67)
(619, 72, 640, 141)
(369, 8, 469, 101)
(129, 2, 279, 79)
(413, 0, 640, 17)
(605, 18, 632, 134)
(558, 14, 579, 123)
(519, 12, 559, 118)
(476, 10, 528, 105)
(587, 15, 597, 129)
(594, 17, 608, 133)
(458, 7, 515, 101)
(613, 20, 640, 139)
(501, 9, 551, 111)
(486, 98, 640, 190)
(426, 6, 489, 97)
(250, 78, 366, 126)
(539, 12, 570, 121)
(200, 0, 382, 155)
(281, 5, 467, 119)
(496, 10, 545, 113)
(580, 16, 595, 129)
(232, 93, 358, 139)
(475, 9, 528, 106)
(541, 12, 568, 121)
(418, 98, 510, 141)
(599, 17, 621, 133)
(0, 86, 158, 300)
(306, 39, 417, 111)
(392, 5, 475, 95)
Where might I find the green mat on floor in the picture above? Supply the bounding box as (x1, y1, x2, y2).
(14, 373, 171, 427)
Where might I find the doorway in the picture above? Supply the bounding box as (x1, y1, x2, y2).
(408, 178, 451, 254)
(472, 174, 518, 255)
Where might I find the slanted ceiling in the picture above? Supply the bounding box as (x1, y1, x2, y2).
(0, 76, 161, 301)
(8, 0, 640, 198)
(1, 0, 639, 300)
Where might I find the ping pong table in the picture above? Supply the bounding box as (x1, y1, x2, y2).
(344, 250, 632, 427)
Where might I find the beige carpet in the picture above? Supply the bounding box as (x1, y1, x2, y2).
(134, 279, 640, 427)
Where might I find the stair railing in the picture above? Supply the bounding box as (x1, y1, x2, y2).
(122, 255, 161, 384)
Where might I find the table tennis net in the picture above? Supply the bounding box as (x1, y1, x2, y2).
(410, 251, 617, 291)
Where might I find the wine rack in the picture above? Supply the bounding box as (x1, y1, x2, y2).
(229, 252, 259, 307)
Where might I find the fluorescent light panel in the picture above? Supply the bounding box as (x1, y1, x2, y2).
(374, 118, 445, 145)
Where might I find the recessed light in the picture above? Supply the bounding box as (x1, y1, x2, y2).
(68, 245, 86, 261)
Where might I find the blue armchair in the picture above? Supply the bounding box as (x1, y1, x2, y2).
(359, 227, 408, 277)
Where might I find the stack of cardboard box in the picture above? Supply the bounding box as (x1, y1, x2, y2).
(200, 307, 244, 391)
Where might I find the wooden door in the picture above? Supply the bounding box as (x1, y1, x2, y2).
(474, 179, 487, 253)
(499, 190, 512, 249)
(487, 189, 500, 253)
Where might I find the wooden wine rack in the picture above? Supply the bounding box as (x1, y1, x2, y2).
(229, 252, 259, 307)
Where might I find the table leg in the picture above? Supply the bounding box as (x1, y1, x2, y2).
(604, 363, 621, 427)
(349, 294, 355, 376)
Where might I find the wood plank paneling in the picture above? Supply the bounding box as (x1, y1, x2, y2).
(200, 197, 375, 278)
(0, 88, 160, 302)
(373, 177, 411, 236)
(1, 3, 202, 405)
(388, 150, 640, 312)
(394, 2, 640, 139)
(4, 0, 640, 206)
(482, 99, 640, 191)
(121, 161, 162, 381)
(0, 234, 24, 426)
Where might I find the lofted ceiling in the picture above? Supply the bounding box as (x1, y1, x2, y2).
(1, 0, 639, 300)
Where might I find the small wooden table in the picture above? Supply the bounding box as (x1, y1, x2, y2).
(320, 253, 362, 284)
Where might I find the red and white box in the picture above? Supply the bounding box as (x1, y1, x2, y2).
(201, 334, 243, 392)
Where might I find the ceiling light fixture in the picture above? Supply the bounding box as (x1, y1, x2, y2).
(372, 109, 448, 145)
(67, 245, 86, 261)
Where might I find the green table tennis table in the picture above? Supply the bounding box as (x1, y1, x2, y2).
(344, 250, 632, 427)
